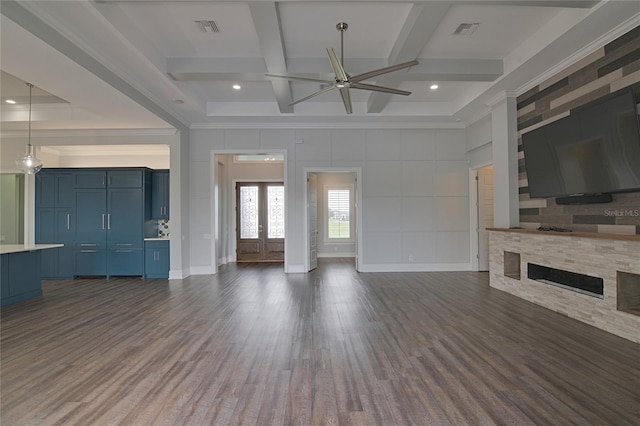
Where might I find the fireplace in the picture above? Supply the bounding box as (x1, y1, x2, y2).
(527, 263, 604, 298)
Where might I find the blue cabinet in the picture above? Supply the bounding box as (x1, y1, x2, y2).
(75, 189, 108, 276)
(144, 240, 169, 278)
(151, 170, 169, 219)
(36, 168, 149, 278)
(0, 251, 42, 306)
(35, 172, 75, 279)
(108, 188, 143, 276)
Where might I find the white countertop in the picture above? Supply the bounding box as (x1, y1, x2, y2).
(144, 238, 170, 241)
(0, 244, 64, 255)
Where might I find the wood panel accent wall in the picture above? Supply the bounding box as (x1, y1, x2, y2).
(517, 25, 640, 235)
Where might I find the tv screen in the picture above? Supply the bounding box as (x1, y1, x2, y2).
(522, 87, 640, 199)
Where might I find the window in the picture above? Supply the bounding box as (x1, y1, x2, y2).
(327, 187, 351, 239)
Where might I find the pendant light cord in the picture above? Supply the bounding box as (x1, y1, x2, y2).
(27, 82, 33, 149)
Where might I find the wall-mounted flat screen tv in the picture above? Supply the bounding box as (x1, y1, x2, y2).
(522, 87, 640, 199)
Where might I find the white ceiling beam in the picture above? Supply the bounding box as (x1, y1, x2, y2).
(96, 0, 597, 7)
(167, 58, 502, 82)
(367, 2, 453, 113)
(248, 2, 292, 113)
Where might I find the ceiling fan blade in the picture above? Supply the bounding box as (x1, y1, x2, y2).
(326, 48, 348, 82)
(265, 74, 334, 84)
(339, 87, 353, 114)
(289, 85, 336, 106)
(350, 59, 419, 83)
(350, 82, 411, 96)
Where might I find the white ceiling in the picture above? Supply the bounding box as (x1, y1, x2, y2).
(1, 0, 639, 131)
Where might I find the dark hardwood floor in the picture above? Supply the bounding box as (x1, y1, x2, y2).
(1, 258, 639, 425)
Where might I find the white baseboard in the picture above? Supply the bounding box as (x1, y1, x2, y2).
(317, 252, 355, 258)
(285, 264, 307, 273)
(190, 266, 214, 275)
(358, 262, 472, 273)
(168, 269, 189, 280)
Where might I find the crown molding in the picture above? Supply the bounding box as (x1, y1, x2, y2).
(517, 12, 640, 96)
(0, 128, 178, 138)
(484, 90, 519, 108)
(189, 121, 466, 130)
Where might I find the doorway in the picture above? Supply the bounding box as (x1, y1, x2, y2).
(236, 182, 285, 262)
(474, 165, 494, 271)
(304, 168, 362, 272)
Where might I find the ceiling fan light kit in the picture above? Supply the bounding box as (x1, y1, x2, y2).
(265, 22, 418, 114)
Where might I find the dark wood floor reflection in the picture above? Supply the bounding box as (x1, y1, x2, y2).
(2, 258, 639, 425)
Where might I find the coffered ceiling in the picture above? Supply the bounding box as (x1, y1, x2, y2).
(1, 0, 638, 131)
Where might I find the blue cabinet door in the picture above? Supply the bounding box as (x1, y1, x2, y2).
(74, 171, 106, 188)
(0, 255, 9, 300)
(144, 240, 169, 278)
(36, 178, 75, 279)
(108, 188, 143, 248)
(109, 249, 143, 276)
(76, 190, 107, 245)
(108, 170, 143, 188)
(75, 189, 107, 275)
(36, 172, 56, 207)
(76, 248, 107, 276)
(151, 171, 169, 219)
(56, 174, 75, 207)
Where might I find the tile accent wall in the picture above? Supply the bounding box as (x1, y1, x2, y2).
(517, 25, 640, 235)
(489, 230, 640, 343)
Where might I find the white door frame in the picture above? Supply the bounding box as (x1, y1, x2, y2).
(211, 149, 288, 274)
(303, 167, 363, 272)
(469, 161, 493, 271)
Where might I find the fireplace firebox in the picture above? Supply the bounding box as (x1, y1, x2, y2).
(527, 263, 604, 298)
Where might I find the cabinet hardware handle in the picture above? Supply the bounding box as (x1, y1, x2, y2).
(67, 214, 70, 230)
(80, 250, 97, 253)
(107, 214, 111, 230)
(117, 243, 133, 246)
(102, 176, 105, 186)
(102, 214, 105, 229)
(81, 243, 97, 247)
(117, 249, 133, 253)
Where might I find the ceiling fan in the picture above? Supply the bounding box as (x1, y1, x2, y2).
(265, 22, 419, 114)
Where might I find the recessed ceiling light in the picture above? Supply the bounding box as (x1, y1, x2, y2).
(430, 84, 439, 90)
(5, 99, 16, 104)
(233, 84, 241, 90)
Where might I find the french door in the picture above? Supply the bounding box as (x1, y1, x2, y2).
(236, 182, 285, 262)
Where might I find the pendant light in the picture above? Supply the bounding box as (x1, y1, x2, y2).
(15, 83, 43, 174)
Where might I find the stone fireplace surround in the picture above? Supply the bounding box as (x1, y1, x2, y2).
(489, 228, 640, 343)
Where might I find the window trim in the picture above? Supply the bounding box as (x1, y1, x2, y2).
(324, 184, 354, 244)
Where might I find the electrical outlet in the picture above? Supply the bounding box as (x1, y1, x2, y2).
(408, 255, 414, 261)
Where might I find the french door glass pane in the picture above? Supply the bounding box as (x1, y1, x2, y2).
(267, 186, 285, 238)
(240, 186, 259, 239)
(328, 189, 350, 238)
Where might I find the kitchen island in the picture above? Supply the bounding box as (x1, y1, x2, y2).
(1, 244, 63, 306)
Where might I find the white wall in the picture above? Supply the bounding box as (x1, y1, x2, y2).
(190, 128, 471, 274)
(0, 174, 24, 244)
(466, 115, 493, 169)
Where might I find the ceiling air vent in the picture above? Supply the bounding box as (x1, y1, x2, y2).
(453, 23, 479, 36)
(195, 20, 219, 33)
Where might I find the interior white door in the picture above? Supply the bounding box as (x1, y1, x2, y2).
(308, 173, 318, 271)
(477, 165, 494, 271)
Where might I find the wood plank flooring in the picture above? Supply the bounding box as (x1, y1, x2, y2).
(1, 258, 639, 425)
